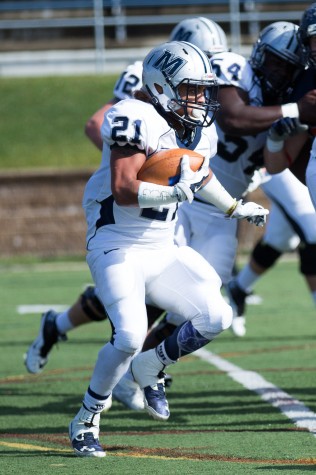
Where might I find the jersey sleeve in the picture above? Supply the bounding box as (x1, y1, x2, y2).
(113, 61, 143, 100)
(101, 99, 151, 153)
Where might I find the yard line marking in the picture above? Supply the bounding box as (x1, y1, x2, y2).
(0, 441, 70, 452)
(1, 440, 316, 464)
(17, 305, 68, 314)
(195, 348, 316, 437)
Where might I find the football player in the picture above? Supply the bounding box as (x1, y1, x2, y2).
(24, 17, 229, 410)
(302, 3, 316, 208)
(227, 16, 316, 337)
(25, 16, 316, 398)
(263, 4, 316, 205)
(68, 40, 267, 457)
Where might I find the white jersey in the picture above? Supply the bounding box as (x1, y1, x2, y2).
(203, 52, 268, 200)
(83, 98, 218, 252)
(306, 138, 316, 211)
(113, 61, 143, 100)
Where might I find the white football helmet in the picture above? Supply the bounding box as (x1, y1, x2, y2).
(142, 41, 219, 130)
(169, 17, 228, 57)
(298, 2, 316, 69)
(250, 21, 305, 101)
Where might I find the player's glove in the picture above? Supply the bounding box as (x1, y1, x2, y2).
(175, 155, 209, 203)
(267, 118, 308, 153)
(269, 117, 308, 141)
(230, 200, 269, 227)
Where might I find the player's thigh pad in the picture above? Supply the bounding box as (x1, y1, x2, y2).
(147, 245, 232, 339)
(176, 203, 238, 285)
(262, 170, 316, 245)
(87, 249, 148, 353)
(263, 203, 300, 252)
(196, 217, 238, 286)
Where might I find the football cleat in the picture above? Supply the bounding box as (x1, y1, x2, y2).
(112, 375, 145, 411)
(231, 316, 247, 337)
(131, 349, 170, 421)
(245, 293, 263, 306)
(24, 310, 67, 374)
(69, 407, 105, 457)
(70, 432, 105, 458)
(143, 380, 170, 421)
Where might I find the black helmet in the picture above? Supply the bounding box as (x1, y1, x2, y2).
(298, 2, 316, 68)
(250, 22, 305, 102)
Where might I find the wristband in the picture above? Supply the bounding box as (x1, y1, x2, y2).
(281, 103, 299, 119)
(226, 200, 238, 217)
(138, 181, 179, 208)
(266, 137, 284, 153)
(197, 174, 237, 214)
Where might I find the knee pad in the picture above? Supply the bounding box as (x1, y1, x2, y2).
(192, 300, 233, 340)
(298, 243, 316, 275)
(252, 240, 282, 269)
(80, 286, 108, 322)
(113, 330, 145, 355)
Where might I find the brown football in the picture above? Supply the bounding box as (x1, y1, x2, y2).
(137, 148, 205, 185)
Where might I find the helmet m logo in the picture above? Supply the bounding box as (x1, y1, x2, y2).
(153, 50, 187, 77)
(172, 28, 193, 43)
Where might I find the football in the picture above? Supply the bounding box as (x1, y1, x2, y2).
(137, 148, 205, 186)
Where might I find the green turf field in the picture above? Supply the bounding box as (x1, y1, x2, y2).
(0, 75, 117, 170)
(0, 258, 315, 474)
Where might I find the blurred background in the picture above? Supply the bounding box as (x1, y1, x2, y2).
(0, 1, 310, 260)
(0, 0, 310, 76)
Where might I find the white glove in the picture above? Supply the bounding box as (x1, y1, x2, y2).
(267, 118, 309, 153)
(175, 155, 209, 203)
(230, 200, 269, 227)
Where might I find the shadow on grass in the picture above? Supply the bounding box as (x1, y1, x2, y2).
(0, 392, 305, 435)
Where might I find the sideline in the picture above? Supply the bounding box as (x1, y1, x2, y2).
(196, 348, 316, 437)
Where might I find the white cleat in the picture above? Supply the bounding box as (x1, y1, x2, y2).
(69, 408, 105, 457)
(24, 310, 67, 374)
(131, 349, 170, 421)
(245, 294, 263, 305)
(231, 316, 246, 337)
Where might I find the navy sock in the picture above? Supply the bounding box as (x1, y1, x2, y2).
(163, 321, 210, 361)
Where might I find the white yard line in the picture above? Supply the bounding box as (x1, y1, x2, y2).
(195, 348, 316, 437)
(17, 305, 68, 314)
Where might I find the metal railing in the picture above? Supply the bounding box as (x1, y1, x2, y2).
(0, 1, 308, 75)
